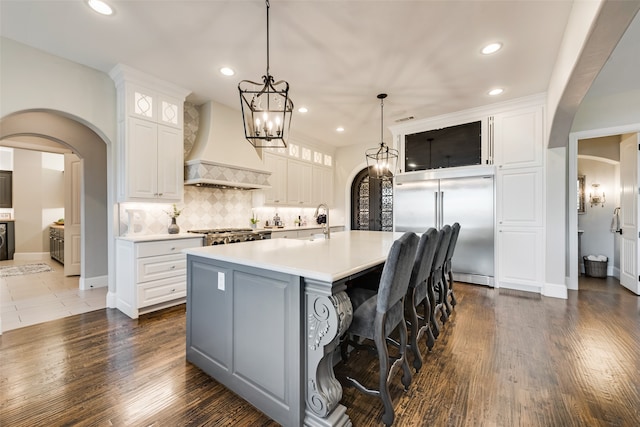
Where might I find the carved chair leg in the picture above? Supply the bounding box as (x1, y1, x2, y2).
(398, 319, 412, 390)
(442, 271, 453, 315)
(428, 280, 440, 338)
(375, 333, 394, 427)
(421, 299, 435, 350)
(448, 270, 457, 307)
(408, 310, 422, 372)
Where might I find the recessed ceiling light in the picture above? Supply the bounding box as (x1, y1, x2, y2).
(336, 127, 345, 132)
(488, 88, 504, 96)
(482, 42, 502, 55)
(87, 0, 113, 16)
(220, 67, 235, 76)
(298, 107, 308, 113)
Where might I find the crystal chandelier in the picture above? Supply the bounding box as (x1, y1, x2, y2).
(365, 93, 398, 179)
(238, 0, 293, 149)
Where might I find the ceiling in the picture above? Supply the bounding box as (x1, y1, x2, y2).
(0, 0, 619, 149)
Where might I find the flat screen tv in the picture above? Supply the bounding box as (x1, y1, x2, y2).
(404, 121, 481, 171)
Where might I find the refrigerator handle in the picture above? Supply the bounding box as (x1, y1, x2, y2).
(440, 191, 444, 228)
(434, 191, 439, 229)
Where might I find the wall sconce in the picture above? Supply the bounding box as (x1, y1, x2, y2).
(589, 183, 605, 207)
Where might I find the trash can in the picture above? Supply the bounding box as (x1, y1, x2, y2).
(583, 256, 608, 278)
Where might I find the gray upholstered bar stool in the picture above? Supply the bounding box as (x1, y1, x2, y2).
(405, 227, 439, 372)
(428, 225, 452, 338)
(443, 222, 461, 314)
(341, 231, 419, 427)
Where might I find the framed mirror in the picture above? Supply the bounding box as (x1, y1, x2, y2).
(578, 175, 586, 214)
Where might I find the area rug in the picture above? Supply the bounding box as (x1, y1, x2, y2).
(0, 263, 54, 278)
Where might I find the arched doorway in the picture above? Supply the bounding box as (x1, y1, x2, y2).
(0, 110, 110, 291)
(351, 167, 393, 231)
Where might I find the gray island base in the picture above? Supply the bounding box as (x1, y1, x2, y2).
(184, 231, 404, 426)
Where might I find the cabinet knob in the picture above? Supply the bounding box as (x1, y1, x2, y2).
(171, 288, 176, 292)
(158, 193, 163, 196)
(170, 247, 176, 251)
(170, 265, 176, 269)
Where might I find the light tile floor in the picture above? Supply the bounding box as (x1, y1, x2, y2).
(0, 257, 107, 332)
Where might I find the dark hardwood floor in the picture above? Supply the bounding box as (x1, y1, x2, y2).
(1, 276, 639, 426)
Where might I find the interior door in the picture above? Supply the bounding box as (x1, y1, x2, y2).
(619, 133, 639, 294)
(64, 153, 82, 277)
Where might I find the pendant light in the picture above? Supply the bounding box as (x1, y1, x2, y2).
(366, 93, 398, 179)
(238, 0, 294, 149)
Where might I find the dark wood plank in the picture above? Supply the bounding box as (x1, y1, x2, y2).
(1, 276, 639, 426)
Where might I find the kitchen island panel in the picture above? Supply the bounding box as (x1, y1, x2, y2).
(188, 260, 232, 372)
(187, 257, 303, 426)
(233, 270, 294, 401)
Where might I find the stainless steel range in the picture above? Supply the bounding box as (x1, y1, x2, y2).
(188, 228, 272, 246)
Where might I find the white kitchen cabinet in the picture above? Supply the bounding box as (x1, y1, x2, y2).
(116, 235, 203, 319)
(264, 152, 288, 204)
(493, 105, 543, 169)
(110, 64, 190, 203)
(496, 226, 544, 291)
(287, 159, 313, 206)
(270, 225, 345, 240)
(496, 166, 543, 227)
(312, 165, 333, 206)
(123, 117, 183, 201)
(263, 150, 334, 207)
(270, 229, 299, 239)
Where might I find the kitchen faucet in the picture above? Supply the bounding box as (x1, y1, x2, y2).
(314, 203, 330, 239)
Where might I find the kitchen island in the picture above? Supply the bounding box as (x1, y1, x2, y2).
(183, 230, 404, 427)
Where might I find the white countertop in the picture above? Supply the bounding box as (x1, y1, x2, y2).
(183, 230, 405, 283)
(117, 233, 205, 242)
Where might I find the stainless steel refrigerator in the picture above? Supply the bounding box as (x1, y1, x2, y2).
(394, 167, 494, 286)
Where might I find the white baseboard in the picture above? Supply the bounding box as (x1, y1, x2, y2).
(80, 275, 108, 290)
(14, 252, 50, 261)
(610, 266, 619, 278)
(543, 282, 568, 299)
(107, 291, 117, 308)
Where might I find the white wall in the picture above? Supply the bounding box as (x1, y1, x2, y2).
(12, 149, 64, 254)
(573, 90, 640, 133)
(0, 38, 116, 141)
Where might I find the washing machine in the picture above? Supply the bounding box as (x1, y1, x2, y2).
(0, 222, 14, 260)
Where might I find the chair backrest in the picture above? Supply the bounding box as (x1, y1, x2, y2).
(376, 232, 419, 313)
(431, 225, 452, 273)
(444, 222, 461, 264)
(408, 228, 439, 290)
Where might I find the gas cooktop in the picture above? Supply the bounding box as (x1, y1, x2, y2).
(187, 228, 271, 245)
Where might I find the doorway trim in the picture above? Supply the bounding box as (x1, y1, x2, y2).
(568, 123, 640, 290)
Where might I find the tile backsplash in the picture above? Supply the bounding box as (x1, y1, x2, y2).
(118, 186, 324, 235)
(119, 186, 254, 235)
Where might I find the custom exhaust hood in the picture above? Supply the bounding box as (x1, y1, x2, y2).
(184, 100, 271, 189)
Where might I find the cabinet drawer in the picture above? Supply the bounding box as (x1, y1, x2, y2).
(138, 276, 186, 308)
(137, 253, 186, 283)
(136, 237, 202, 258)
(297, 229, 318, 238)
